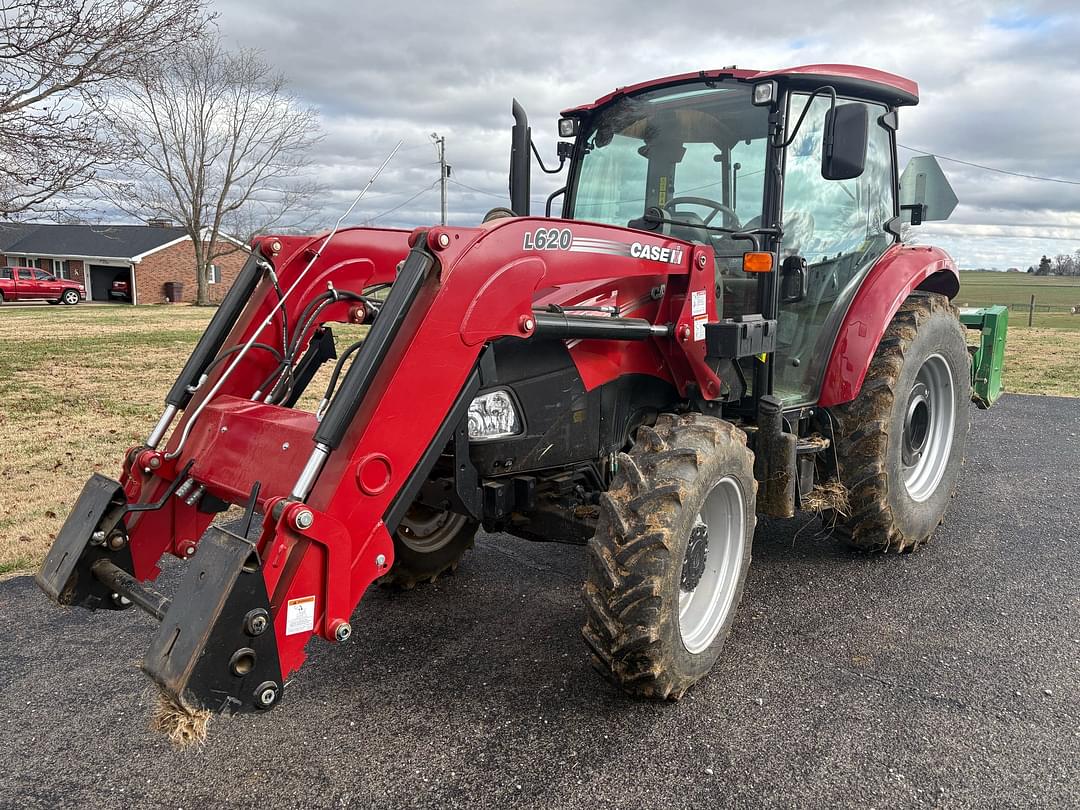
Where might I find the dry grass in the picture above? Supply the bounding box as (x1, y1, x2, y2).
(0, 303, 1077, 573)
(0, 305, 213, 572)
(149, 690, 211, 748)
(802, 480, 851, 517)
(1000, 327, 1080, 398)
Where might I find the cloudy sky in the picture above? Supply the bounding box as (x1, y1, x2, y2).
(210, 0, 1080, 270)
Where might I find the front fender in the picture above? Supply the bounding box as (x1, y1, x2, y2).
(818, 244, 959, 407)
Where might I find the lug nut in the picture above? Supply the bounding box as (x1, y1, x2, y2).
(107, 532, 127, 551)
(332, 621, 352, 643)
(375, 553, 387, 568)
(437, 232, 451, 248)
(678, 324, 691, 342)
(293, 509, 314, 530)
(269, 239, 282, 255)
(520, 315, 535, 334)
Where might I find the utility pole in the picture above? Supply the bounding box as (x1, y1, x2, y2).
(431, 132, 450, 224)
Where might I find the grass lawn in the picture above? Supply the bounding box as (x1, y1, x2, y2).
(0, 305, 213, 573)
(1, 297, 1077, 573)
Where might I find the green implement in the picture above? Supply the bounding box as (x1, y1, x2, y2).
(959, 305, 1008, 408)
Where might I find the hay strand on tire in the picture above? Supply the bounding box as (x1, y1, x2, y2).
(803, 480, 850, 517)
(150, 690, 210, 748)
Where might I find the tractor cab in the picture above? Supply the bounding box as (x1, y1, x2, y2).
(530, 66, 953, 407)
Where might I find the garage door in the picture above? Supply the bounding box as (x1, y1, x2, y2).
(88, 265, 133, 303)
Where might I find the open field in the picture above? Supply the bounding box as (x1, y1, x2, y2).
(0, 298, 1077, 572)
(958, 271, 1080, 329)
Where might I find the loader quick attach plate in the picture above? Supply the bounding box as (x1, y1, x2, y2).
(35, 473, 133, 610)
(142, 525, 283, 714)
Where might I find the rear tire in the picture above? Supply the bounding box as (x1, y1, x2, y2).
(380, 504, 478, 589)
(829, 292, 970, 551)
(583, 413, 756, 700)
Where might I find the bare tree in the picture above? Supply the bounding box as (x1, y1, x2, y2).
(106, 36, 319, 304)
(0, 0, 208, 216)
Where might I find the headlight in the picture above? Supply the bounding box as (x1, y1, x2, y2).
(467, 390, 521, 441)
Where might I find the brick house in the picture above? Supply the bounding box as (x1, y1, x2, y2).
(0, 222, 248, 304)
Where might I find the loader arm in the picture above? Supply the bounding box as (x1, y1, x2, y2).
(37, 218, 717, 713)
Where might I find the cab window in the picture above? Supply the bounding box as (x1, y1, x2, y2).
(17, 268, 32, 280)
(0, 268, 12, 280)
(33, 270, 52, 281)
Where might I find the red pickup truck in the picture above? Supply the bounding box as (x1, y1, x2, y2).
(0, 266, 86, 305)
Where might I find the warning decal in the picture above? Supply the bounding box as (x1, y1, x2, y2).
(285, 595, 316, 635)
(693, 317, 707, 342)
(691, 290, 707, 317)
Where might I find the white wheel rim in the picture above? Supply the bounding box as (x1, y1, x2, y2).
(901, 353, 955, 503)
(397, 506, 467, 553)
(678, 475, 746, 654)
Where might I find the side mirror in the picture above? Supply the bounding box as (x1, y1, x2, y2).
(821, 103, 868, 180)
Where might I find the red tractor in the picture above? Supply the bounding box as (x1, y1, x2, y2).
(37, 64, 1007, 713)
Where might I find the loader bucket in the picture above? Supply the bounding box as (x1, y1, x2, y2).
(959, 305, 1008, 408)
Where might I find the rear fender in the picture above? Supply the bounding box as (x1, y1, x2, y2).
(818, 244, 959, 407)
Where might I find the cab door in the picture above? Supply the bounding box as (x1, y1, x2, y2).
(773, 94, 897, 406)
(16, 268, 40, 299)
(34, 269, 62, 299)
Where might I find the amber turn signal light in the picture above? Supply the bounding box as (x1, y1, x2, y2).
(742, 252, 774, 273)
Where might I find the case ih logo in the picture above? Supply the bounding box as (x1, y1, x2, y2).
(523, 228, 684, 265)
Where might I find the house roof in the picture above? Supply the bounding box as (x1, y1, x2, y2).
(0, 223, 190, 260)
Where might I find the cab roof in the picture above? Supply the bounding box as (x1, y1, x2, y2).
(561, 64, 919, 116)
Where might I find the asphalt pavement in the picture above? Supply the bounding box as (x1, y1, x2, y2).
(0, 393, 1076, 809)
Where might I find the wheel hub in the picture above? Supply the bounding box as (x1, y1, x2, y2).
(680, 523, 709, 592)
(902, 381, 931, 466)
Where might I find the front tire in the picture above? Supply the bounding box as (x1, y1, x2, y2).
(380, 504, 478, 589)
(830, 292, 970, 551)
(61, 290, 80, 305)
(583, 413, 756, 700)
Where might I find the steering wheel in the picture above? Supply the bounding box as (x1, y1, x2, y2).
(665, 196, 740, 230)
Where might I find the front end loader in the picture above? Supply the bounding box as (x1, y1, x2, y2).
(37, 63, 1007, 715)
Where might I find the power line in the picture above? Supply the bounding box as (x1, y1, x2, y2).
(448, 178, 547, 206)
(367, 182, 438, 223)
(899, 144, 1080, 186)
(448, 179, 505, 199)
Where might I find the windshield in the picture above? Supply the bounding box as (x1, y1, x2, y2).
(569, 81, 770, 238)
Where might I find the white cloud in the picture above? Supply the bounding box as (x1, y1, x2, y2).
(212, 0, 1080, 269)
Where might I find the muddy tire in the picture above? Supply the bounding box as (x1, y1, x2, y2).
(830, 292, 970, 552)
(380, 504, 478, 589)
(582, 413, 756, 700)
